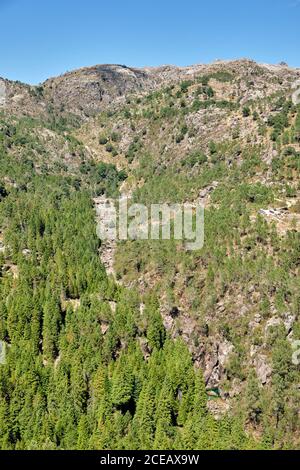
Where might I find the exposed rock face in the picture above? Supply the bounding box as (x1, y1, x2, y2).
(283, 313, 296, 334)
(94, 196, 117, 278)
(0, 341, 6, 364)
(218, 340, 235, 367)
(265, 316, 282, 333)
(2, 59, 300, 120)
(203, 339, 234, 388)
(254, 354, 272, 385)
(0, 78, 46, 117)
(42, 64, 156, 118)
(0, 80, 6, 106)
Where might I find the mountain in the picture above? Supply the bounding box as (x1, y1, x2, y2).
(2, 60, 299, 117)
(1, 59, 300, 449)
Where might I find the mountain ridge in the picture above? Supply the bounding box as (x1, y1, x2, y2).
(1, 59, 300, 119)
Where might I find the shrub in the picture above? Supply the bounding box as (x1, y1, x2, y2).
(209, 141, 217, 155)
(182, 150, 208, 168)
(243, 106, 251, 117)
(180, 80, 193, 93)
(105, 143, 114, 153)
(99, 134, 108, 145)
(111, 131, 121, 143)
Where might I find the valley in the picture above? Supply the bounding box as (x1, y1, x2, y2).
(1, 59, 300, 449)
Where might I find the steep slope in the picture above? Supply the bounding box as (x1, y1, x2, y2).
(1, 59, 300, 449)
(72, 60, 300, 442)
(1, 63, 189, 119)
(4, 59, 299, 119)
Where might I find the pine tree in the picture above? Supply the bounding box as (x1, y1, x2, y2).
(77, 415, 90, 450)
(246, 369, 262, 424)
(0, 397, 11, 449)
(132, 381, 156, 449)
(111, 357, 134, 409)
(42, 298, 62, 361)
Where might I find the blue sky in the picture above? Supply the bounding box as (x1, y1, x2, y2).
(0, 0, 299, 84)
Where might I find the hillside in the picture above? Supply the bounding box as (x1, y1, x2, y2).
(1, 59, 300, 449)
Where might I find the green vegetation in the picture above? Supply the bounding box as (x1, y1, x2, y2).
(0, 143, 255, 450)
(182, 150, 208, 168)
(267, 99, 293, 141)
(2, 62, 300, 450)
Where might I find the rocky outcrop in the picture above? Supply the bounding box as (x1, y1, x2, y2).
(2, 59, 300, 120)
(203, 339, 235, 388)
(94, 196, 117, 278)
(42, 64, 156, 118)
(0, 78, 46, 117)
(254, 354, 272, 385)
(0, 80, 6, 106)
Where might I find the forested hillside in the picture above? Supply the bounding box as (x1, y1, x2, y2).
(1, 59, 300, 449)
(0, 125, 256, 449)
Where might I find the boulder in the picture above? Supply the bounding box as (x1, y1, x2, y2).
(255, 354, 272, 385)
